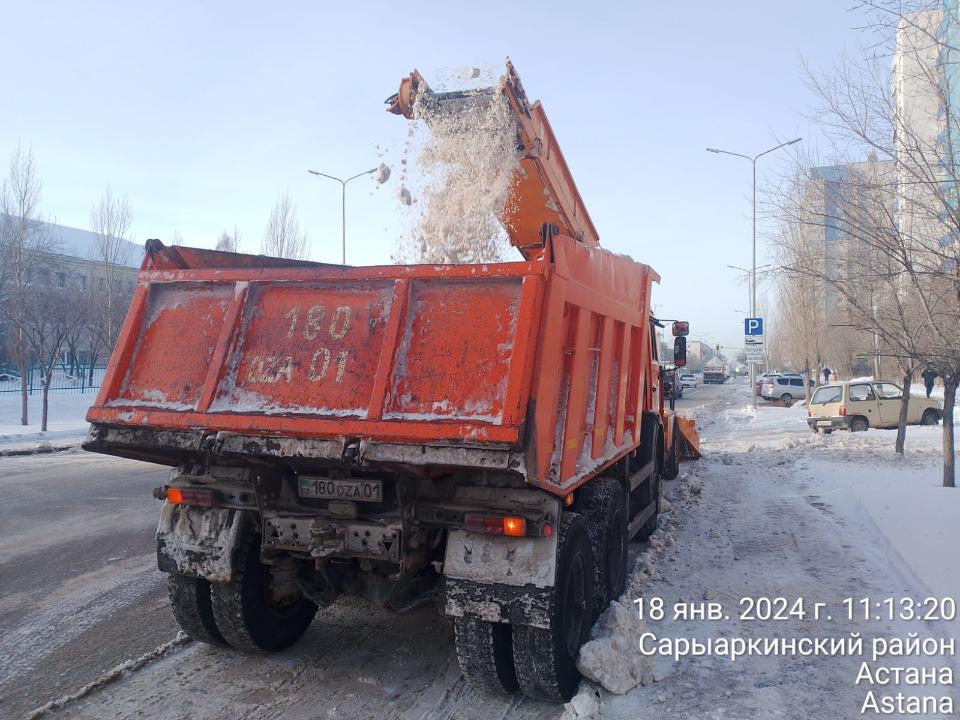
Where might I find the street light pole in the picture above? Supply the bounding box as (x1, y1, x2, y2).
(707, 138, 801, 407)
(307, 167, 377, 264)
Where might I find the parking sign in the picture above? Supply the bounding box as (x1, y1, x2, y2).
(744, 317, 763, 336)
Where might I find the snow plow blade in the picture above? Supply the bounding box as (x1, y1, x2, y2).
(676, 416, 701, 459)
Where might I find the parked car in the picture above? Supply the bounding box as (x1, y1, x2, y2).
(755, 372, 782, 395)
(0, 372, 21, 383)
(807, 380, 942, 432)
(679, 373, 697, 388)
(760, 375, 814, 405)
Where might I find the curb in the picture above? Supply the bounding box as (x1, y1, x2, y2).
(0, 441, 82, 458)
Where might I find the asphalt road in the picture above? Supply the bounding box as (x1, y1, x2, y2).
(673, 374, 737, 412)
(0, 449, 174, 718)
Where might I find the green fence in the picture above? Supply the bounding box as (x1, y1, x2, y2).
(0, 362, 107, 395)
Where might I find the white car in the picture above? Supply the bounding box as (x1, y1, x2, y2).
(679, 373, 697, 388)
(761, 375, 814, 405)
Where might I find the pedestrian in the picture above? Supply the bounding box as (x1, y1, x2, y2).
(921, 365, 938, 398)
(822, 367, 831, 384)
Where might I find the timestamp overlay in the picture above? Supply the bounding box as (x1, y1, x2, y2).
(633, 594, 958, 716)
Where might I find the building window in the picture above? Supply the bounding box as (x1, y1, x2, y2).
(99, 278, 106, 291)
(56, 272, 66, 288)
(80, 276, 87, 291)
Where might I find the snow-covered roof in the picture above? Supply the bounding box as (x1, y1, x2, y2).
(2, 215, 143, 268)
(45, 220, 143, 268)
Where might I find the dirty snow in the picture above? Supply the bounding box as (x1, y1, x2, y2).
(11, 379, 960, 720)
(393, 76, 520, 264)
(574, 379, 960, 719)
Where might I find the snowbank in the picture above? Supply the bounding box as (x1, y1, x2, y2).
(0, 393, 95, 450)
(577, 600, 653, 694)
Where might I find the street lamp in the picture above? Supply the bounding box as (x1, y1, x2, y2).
(726, 264, 772, 319)
(707, 137, 801, 407)
(307, 167, 377, 264)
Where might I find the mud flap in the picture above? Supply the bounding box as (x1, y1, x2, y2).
(156, 504, 248, 582)
(442, 530, 558, 628)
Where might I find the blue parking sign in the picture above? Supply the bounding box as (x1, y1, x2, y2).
(744, 317, 763, 336)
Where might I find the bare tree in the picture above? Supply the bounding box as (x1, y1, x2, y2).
(87, 188, 132, 380)
(773, 2, 960, 483)
(215, 226, 241, 253)
(22, 275, 86, 430)
(261, 193, 309, 260)
(773, 157, 926, 453)
(0, 147, 57, 425)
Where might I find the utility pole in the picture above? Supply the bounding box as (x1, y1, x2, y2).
(707, 138, 801, 407)
(307, 167, 377, 264)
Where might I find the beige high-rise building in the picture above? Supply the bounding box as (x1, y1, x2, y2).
(892, 7, 946, 254)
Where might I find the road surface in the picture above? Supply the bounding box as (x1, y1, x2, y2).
(1, 379, 945, 719)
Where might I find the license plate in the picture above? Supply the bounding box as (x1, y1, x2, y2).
(816, 420, 832, 427)
(298, 477, 383, 502)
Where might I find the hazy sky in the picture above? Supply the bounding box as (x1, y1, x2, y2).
(0, 1, 864, 351)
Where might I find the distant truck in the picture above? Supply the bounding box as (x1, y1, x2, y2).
(83, 63, 699, 703)
(703, 359, 729, 384)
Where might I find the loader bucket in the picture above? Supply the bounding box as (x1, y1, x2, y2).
(676, 416, 701, 460)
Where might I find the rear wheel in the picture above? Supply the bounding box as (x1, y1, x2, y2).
(921, 410, 940, 426)
(513, 513, 595, 703)
(454, 617, 518, 694)
(578, 478, 628, 611)
(780, 393, 793, 406)
(211, 537, 317, 653)
(849, 417, 869, 433)
(168, 574, 227, 646)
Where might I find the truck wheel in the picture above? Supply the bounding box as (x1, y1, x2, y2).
(211, 537, 317, 653)
(513, 513, 595, 703)
(454, 617, 518, 694)
(661, 423, 680, 481)
(636, 474, 660, 541)
(578, 478, 628, 610)
(921, 410, 940, 426)
(168, 574, 227, 646)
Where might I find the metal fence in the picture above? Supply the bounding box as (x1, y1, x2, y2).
(0, 362, 106, 395)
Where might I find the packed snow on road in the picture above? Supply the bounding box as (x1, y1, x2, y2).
(2, 379, 956, 720)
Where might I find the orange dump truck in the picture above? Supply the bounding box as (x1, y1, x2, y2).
(84, 62, 697, 702)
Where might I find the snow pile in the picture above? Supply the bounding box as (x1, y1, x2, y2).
(577, 599, 654, 694)
(562, 685, 601, 720)
(396, 84, 520, 264)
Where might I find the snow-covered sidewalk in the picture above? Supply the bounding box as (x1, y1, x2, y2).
(568, 381, 960, 719)
(0, 393, 95, 452)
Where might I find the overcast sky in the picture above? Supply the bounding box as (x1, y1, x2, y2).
(0, 0, 864, 351)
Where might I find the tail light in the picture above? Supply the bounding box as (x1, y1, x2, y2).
(165, 486, 216, 507)
(839, 407, 846, 417)
(807, 409, 812, 417)
(464, 513, 550, 537)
